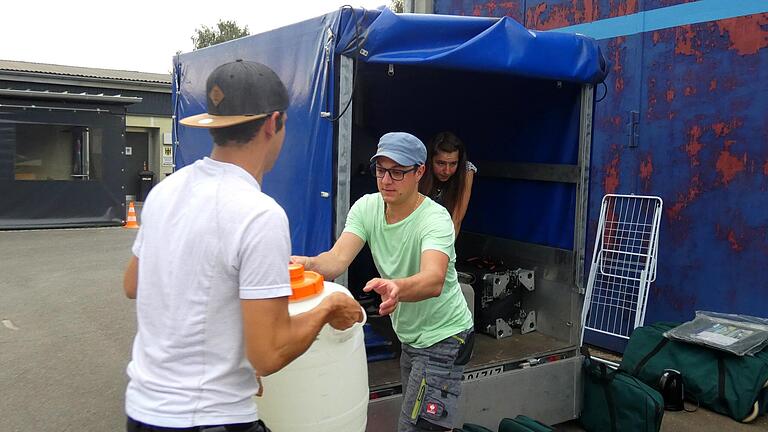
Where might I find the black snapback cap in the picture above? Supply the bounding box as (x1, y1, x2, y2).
(180, 59, 289, 129)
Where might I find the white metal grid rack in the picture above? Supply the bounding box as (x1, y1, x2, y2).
(580, 194, 663, 343)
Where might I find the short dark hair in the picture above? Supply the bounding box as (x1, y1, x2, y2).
(209, 112, 284, 146)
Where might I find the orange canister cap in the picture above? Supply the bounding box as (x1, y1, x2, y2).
(288, 263, 324, 301)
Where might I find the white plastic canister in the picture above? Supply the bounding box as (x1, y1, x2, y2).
(256, 264, 368, 431)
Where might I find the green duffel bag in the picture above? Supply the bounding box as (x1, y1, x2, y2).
(498, 415, 554, 431)
(580, 358, 664, 432)
(620, 322, 768, 422)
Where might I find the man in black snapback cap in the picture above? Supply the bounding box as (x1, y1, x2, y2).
(176, 59, 293, 180)
(180, 59, 290, 130)
(123, 60, 362, 432)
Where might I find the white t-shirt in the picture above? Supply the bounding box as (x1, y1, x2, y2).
(126, 157, 293, 427)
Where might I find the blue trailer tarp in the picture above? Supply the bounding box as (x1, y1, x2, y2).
(173, 7, 607, 255)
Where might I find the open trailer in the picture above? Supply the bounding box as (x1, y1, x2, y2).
(173, 7, 607, 430)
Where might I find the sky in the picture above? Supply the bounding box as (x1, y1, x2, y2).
(0, 0, 387, 74)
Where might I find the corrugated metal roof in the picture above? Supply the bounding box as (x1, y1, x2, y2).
(0, 59, 171, 84)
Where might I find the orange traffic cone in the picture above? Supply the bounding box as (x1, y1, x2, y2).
(125, 201, 139, 229)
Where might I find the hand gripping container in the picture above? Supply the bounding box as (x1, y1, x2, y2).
(257, 264, 368, 431)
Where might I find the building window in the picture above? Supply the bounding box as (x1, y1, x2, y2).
(13, 124, 102, 181)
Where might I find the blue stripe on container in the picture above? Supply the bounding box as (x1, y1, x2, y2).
(553, 0, 768, 40)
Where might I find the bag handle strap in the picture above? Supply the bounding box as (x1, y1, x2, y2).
(599, 363, 618, 432)
(630, 337, 669, 376)
(716, 353, 727, 411)
(583, 348, 618, 432)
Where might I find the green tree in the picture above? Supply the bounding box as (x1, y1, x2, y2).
(192, 20, 250, 50)
(390, 0, 404, 13)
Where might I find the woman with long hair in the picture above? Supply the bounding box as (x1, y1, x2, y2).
(419, 131, 476, 237)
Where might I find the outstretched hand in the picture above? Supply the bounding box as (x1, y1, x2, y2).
(363, 278, 400, 316)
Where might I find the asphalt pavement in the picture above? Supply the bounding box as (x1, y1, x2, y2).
(0, 228, 137, 432)
(1, 227, 766, 431)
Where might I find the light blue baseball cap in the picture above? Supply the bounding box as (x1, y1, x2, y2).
(370, 132, 427, 166)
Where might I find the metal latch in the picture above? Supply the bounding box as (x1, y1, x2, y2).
(627, 110, 639, 148)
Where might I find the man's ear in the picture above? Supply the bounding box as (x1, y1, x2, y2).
(415, 164, 426, 180)
(264, 112, 281, 137)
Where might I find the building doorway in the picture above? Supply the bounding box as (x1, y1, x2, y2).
(125, 131, 149, 200)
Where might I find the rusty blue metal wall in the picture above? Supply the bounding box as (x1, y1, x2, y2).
(434, 0, 768, 346)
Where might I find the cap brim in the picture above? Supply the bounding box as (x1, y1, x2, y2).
(179, 112, 269, 129)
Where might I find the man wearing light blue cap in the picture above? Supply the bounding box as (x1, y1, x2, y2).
(292, 132, 474, 431)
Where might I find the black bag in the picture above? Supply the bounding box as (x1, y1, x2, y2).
(620, 322, 768, 422)
(580, 357, 664, 432)
(456, 415, 553, 432)
(454, 424, 494, 432)
(498, 415, 554, 431)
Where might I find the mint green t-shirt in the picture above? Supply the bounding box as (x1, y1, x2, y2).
(344, 193, 473, 348)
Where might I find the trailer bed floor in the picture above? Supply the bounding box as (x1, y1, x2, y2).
(368, 328, 572, 390)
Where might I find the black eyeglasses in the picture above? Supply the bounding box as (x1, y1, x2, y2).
(371, 164, 419, 181)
